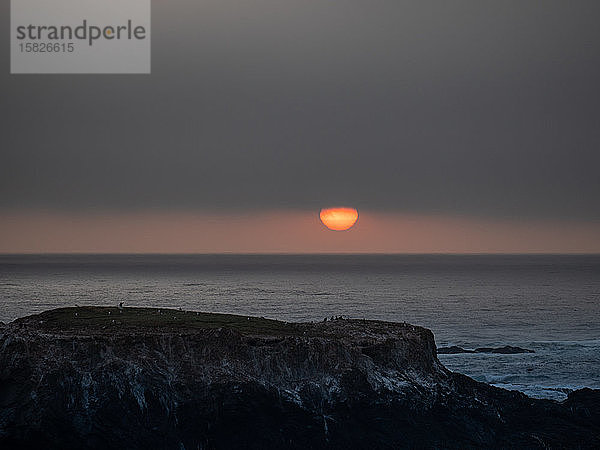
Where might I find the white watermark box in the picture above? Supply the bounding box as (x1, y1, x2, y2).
(11, 0, 151, 74)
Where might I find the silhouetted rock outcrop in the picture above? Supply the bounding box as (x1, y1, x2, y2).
(437, 345, 476, 354)
(475, 345, 535, 354)
(437, 345, 535, 354)
(0, 307, 598, 449)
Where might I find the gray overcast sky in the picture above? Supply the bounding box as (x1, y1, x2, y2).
(1, 0, 599, 219)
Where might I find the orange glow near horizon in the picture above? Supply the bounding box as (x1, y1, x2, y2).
(319, 207, 359, 231)
(1, 210, 600, 253)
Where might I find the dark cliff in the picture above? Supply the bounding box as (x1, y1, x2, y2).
(0, 307, 598, 449)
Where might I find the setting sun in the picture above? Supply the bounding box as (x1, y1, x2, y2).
(319, 207, 359, 231)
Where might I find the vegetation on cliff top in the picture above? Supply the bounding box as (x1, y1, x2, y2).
(14, 306, 304, 336)
(11, 306, 431, 343)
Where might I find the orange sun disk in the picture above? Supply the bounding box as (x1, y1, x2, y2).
(319, 207, 359, 231)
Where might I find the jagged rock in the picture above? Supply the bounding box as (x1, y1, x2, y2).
(0, 307, 597, 449)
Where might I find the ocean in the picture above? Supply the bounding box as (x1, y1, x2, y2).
(1, 254, 598, 400)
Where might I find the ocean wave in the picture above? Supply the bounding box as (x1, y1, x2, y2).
(481, 373, 551, 384)
(489, 382, 576, 400)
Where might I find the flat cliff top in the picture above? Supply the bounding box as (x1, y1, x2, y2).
(2, 307, 599, 448)
(9, 306, 432, 343)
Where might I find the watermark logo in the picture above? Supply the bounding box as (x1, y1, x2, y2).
(11, 0, 151, 74)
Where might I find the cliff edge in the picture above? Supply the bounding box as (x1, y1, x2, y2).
(1, 307, 598, 449)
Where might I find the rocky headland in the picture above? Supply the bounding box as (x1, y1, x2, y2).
(0, 307, 598, 449)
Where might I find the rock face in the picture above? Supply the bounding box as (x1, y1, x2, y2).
(0, 307, 599, 449)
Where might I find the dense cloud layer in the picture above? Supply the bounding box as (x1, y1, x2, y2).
(1, 1, 599, 219)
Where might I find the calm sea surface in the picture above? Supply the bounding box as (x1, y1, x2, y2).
(1, 254, 599, 400)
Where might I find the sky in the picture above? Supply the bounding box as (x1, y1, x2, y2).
(1, 1, 600, 253)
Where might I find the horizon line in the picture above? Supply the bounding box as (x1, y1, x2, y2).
(2, 252, 600, 256)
